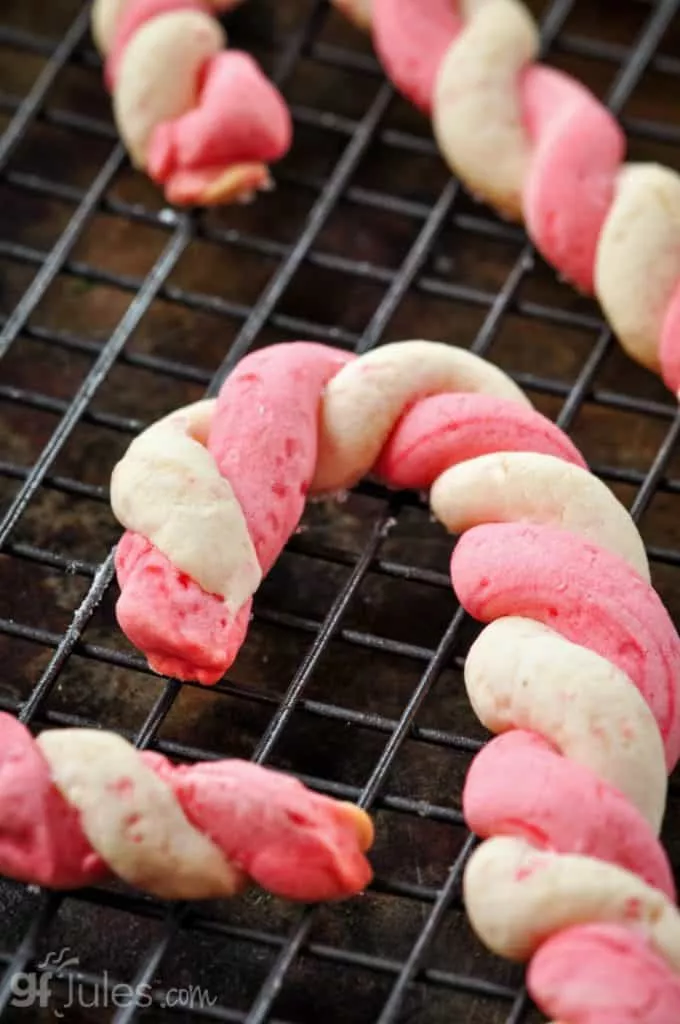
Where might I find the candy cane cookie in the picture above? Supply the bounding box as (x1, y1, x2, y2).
(332, 0, 680, 394)
(0, 712, 373, 900)
(111, 337, 680, 1019)
(92, 0, 292, 205)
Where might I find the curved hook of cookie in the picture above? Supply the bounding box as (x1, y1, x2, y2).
(0, 712, 373, 901)
(92, 0, 291, 205)
(110, 338, 654, 682)
(111, 340, 534, 681)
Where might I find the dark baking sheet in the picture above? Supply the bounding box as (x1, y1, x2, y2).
(1, 0, 680, 1021)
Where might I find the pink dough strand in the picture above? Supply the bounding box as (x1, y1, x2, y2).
(529, 924, 680, 1023)
(464, 731, 675, 899)
(0, 713, 372, 901)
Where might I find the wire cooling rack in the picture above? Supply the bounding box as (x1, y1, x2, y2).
(2, 0, 680, 1021)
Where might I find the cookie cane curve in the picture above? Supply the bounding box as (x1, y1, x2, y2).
(91, 0, 292, 205)
(332, 0, 680, 394)
(0, 712, 373, 901)
(111, 338, 680, 1021)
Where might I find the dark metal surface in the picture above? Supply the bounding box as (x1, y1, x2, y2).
(1, 0, 680, 1021)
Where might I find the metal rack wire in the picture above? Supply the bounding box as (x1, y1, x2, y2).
(1, 0, 680, 1021)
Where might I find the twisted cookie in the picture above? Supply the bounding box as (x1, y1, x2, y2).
(112, 338, 680, 1019)
(92, 0, 292, 204)
(0, 712, 373, 900)
(333, 0, 680, 393)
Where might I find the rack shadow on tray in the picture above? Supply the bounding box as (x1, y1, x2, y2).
(1, 0, 680, 1021)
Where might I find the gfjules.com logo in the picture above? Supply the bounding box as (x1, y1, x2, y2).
(9, 947, 217, 1016)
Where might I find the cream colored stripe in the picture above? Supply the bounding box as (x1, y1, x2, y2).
(464, 836, 680, 968)
(313, 340, 531, 493)
(465, 617, 667, 829)
(111, 399, 261, 613)
(430, 452, 650, 579)
(113, 10, 224, 166)
(38, 729, 242, 899)
(595, 164, 680, 373)
(433, 0, 537, 219)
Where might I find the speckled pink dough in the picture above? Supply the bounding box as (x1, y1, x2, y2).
(374, 393, 585, 490)
(208, 343, 354, 573)
(0, 715, 106, 889)
(450, 522, 680, 769)
(464, 731, 675, 898)
(115, 534, 252, 683)
(144, 753, 373, 900)
(372, 0, 460, 113)
(116, 343, 353, 683)
(522, 66, 625, 294)
(529, 923, 680, 1023)
(147, 51, 292, 195)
